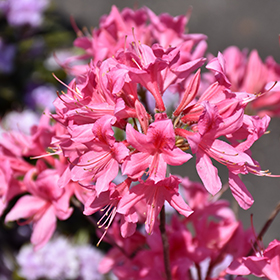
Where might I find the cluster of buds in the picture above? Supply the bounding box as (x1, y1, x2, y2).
(1, 5, 280, 280)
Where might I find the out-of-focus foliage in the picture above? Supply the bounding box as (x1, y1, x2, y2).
(0, 0, 76, 116)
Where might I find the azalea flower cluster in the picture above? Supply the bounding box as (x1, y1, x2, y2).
(1, 5, 280, 280)
(97, 178, 280, 280)
(98, 178, 253, 280)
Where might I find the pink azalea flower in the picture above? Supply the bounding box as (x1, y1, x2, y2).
(118, 175, 193, 234)
(83, 179, 137, 240)
(0, 158, 26, 216)
(70, 5, 207, 72)
(227, 239, 280, 280)
(206, 52, 231, 88)
(176, 102, 269, 209)
(113, 42, 205, 112)
(173, 69, 201, 117)
(69, 115, 129, 194)
(102, 177, 252, 280)
(5, 165, 73, 250)
(122, 118, 192, 182)
(207, 46, 280, 117)
(98, 221, 148, 278)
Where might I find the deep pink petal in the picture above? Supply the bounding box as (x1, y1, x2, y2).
(168, 192, 193, 217)
(229, 172, 254, 209)
(147, 119, 175, 150)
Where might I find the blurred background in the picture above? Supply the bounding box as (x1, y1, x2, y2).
(55, 0, 280, 61)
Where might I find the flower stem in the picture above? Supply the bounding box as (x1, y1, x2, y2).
(248, 200, 280, 256)
(159, 204, 172, 280)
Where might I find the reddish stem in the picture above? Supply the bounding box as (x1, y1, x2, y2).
(159, 204, 172, 280)
(248, 201, 280, 256)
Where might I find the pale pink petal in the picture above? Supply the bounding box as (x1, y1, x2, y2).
(196, 151, 222, 195)
(117, 185, 145, 215)
(5, 195, 46, 222)
(53, 185, 73, 220)
(31, 205, 56, 251)
(122, 152, 152, 180)
(209, 139, 255, 167)
(126, 123, 151, 152)
(95, 160, 119, 195)
(70, 123, 95, 143)
(162, 148, 192, 166)
(113, 141, 130, 163)
(227, 259, 251, 275)
(206, 52, 231, 88)
(243, 257, 269, 278)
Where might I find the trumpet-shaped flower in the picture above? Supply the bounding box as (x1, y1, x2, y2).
(5, 166, 73, 250)
(227, 239, 280, 280)
(118, 175, 193, 234)
(122, 118, 192, 182)
(69, 115, 129, 194)
(176, 101, 269, 209)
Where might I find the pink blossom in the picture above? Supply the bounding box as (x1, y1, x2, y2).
(122, 119, 192, 182)
(118, 175, 193, 234)
(5, 165, 73, 250)
(69, 5, 207, 69)
(67, 115, 129, 194)
(83, 179, 137, 240)
(207, 46, 280, 117)
(176, 102, 268, 208)
(228, 239, 280, 280)
(206, 52, 231, 88)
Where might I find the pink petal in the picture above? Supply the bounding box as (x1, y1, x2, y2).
(126, 123, 150, 152)
(196, 151, 222, 195)
(120, 218, 137, 238)
(162, 148, 192, 166)
(5, 195, 46, 222)
(31, 205, 56, 251)
(168, 192, 193, 217)
(122, 152, 152, 180)
(229, 173, 254, 209)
